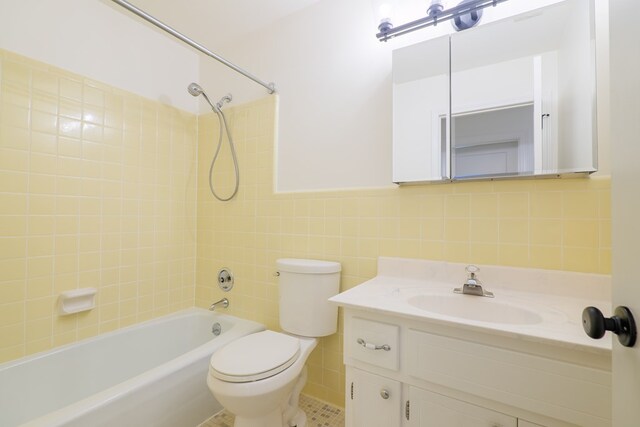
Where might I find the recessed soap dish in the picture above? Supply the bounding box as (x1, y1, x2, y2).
(58, 288, 97, 315)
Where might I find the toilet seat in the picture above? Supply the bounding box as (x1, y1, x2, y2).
(210, 330, 301, 383)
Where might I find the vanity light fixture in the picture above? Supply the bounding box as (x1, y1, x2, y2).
(376, 0, 508, 41)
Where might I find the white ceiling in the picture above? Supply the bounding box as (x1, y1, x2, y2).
(128, 0, 322, 50)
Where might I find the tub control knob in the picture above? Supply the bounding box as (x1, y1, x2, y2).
(217, 268, 234, 291)
(380, 389, 390, 400)
(582, 306, 637, 347)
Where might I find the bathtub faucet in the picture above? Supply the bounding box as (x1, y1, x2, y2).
(209, 298, 229, 311)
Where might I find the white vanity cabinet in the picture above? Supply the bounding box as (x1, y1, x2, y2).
(342, 310, 611, 427)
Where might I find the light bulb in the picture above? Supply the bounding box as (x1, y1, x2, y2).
(378, 3, 393, 19)
(371, 0, 398, 35)
(427, 0, 444, 17)
(377, 2, 394, 33)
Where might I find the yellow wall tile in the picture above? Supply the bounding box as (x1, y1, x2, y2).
(499, 219, 529, 245)
(445, 194, 470, 217)
(444, 218, 470, 241)
(564, 247, 599, 272)
(530, 246, 563, 270)
(530, 192, 563, 218)
(0, 323, 25, 349)
(499, 244, 530, 266)
(469, 218, 498, 243)
(469, 243, 499, 265)
(0, 49, 197, 361)
(563, 220, 599, 247)
(530, 219, 563, 246)
(563, 192, 599, 219)
(499, 193, 529, 218)
(0, 280, 25, 303)
(469, 193, 498, 217)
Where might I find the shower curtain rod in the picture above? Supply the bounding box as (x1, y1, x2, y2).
(110, 0, 276, 94)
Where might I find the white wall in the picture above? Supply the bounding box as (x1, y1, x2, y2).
(200, 0, 570, 191)
(0, 0, 199, 113)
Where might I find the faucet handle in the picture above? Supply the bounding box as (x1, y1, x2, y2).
(464, 265, 481, 286)
(465, 265, 480, 275)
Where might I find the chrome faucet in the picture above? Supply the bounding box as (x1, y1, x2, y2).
(454, 265, 494, 298)
(209, 298, 229, 311)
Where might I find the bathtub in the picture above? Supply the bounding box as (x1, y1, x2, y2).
(0, 308, 264, 427)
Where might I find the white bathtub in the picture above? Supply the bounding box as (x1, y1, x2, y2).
(0, 308, 264, 427)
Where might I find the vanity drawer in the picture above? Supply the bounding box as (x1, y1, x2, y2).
(347, 317, 400, 371)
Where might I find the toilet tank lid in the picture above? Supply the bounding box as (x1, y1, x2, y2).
(277, 258, 341, 274)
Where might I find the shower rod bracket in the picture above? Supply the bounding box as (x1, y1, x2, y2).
(110, 0, 276, 94)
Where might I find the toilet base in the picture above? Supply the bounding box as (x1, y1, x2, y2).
(232, 367, 309, 427)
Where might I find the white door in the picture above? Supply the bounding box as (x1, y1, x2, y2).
(609, 1, 640, 426)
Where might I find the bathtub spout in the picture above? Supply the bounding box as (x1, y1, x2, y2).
(209, 298, 229, 311)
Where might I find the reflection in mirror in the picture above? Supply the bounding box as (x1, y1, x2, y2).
(392, 36, 449, 183)
(452, 105, 534, 177)
(451, 0, 596, 179)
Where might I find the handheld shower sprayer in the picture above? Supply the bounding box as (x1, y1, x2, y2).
(187, 82, 203, 96)
(188, 82, 232, 112)
(187, 82, 239, 201)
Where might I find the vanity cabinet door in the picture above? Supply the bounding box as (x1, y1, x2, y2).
(346, 367, 402, 427)
(408, 387, 517, 427)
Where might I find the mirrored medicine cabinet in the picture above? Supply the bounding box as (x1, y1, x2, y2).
(392, 0, 597, 184)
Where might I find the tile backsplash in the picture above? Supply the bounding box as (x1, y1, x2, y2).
(0, 49, 198, 363)
(195, 96, 611, 406)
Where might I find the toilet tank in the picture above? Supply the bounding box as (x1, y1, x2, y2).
(277, 258, 341, 337)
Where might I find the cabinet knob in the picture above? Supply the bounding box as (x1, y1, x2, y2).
(380, 389, 390, 399)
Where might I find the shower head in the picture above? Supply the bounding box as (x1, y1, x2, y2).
(187, 82, 218, 112)
(187, 82, 204, 97)
(187, 83, 232, 112)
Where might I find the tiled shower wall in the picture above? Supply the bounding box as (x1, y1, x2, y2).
(0, 49, 198, 363)
(195, 96, 611, 406)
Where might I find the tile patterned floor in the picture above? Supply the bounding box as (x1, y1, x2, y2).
(199, 394, 344, 427)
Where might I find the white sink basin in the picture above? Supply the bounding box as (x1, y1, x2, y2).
(407, 294, 543, 325)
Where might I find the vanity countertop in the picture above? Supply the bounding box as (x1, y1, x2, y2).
(329, 257, 612, 355)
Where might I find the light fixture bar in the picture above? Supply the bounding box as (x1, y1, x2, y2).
(376, 0, 508, 41)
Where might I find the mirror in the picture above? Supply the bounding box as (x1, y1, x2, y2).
(392, 36, 450, 182)
(392, 0, 597, 183)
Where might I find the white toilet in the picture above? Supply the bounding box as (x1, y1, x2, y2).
(207, 258, 341, 427)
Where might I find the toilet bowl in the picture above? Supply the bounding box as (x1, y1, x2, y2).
(207, 259, 341, 427)
(207, 331, 317, 427)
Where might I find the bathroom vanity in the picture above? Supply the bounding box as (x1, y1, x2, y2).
(330, 257, 611, 427)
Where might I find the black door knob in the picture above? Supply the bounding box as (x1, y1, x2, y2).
(582, 306, 636, 348)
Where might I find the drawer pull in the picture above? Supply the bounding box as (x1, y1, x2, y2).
(380, 389, 390, 399)
(357, 338, 391, 351)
